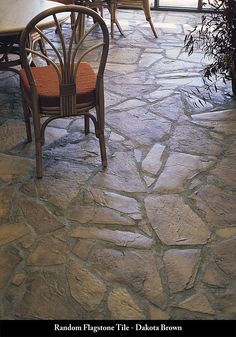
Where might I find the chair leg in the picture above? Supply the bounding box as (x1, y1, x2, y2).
(35, 141, 43, 179)
(21, 96, 32, 142)
(99, 132, 107, 168)
(143, 0, 158, 38)
(84, 114, 90, 135)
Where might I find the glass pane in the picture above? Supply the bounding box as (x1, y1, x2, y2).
(159, 0, 199, 7)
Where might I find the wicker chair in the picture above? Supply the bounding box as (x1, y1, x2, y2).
(118, 0, 157, 38)
(19, 5, 109, 178)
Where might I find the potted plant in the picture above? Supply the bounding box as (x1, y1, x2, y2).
(184, 0, 236, 95)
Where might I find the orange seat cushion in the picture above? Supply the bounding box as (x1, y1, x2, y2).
(19, 62, 96, 107)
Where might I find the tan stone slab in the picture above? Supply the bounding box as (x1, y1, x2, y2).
(213, 237, 236, 277)
(0, 223, 30, 246)
(149, 305, 170, 320)
(0, 247, 21, 289)
(108, 288, 145, 319)
(164, 249, 201, 293)
(202, 264, 226, 287)
(145, 195, 211, 245)
(67, 205, 135, 226)
(216, 227, 236, 239)
(91, 152, 146, 192)
(216, 292, 236, 315)
(71, 227, 153, 249)
(211, 157, 236, 188)
(73, 240, 95, 260)
(177, 294, 215, 315)
(142, 144, 165, 175)
(154, 152, 213, 192)
(192, 109, 236, 121)
(0, 120, 26, 152)
(17, 271, 78, 319)
(0, 154, 34, 182)
(11, 273, 26, 286)
(90, 248, 166, 307)
(27, 236, 67, 266)
(191, 184, 236, 225)
(67, 260, 106, 312)
(18, 197, 64, 235)
(0, 186, 15, 222)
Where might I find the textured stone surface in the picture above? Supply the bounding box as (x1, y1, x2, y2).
(71, 227, 153, 248)
(0, 223, 30, 246)
(18, 197, 64, 234)
(177, 294, 215, 315)
(142, 144, 165, 174)
(149, 305, 170, 320)
(191, 185, 236, 225)
(154, 152, 213, 192)
(0, 186, 15, 223)
(213, 237, 236, 277)
(169, 122, 223, 156)
(145, 195, 211, 245)
(27, 236, 67, 266)
(202, 264, 226, 287)
(0, 154, 34, 182)
(67, 260, 106, 312)
(164, 249, 201, 293)
(17, 271, 78, 319)
(89, 248, 166, 307)
(0, 247, 21, 289)
(108, 288, 145, 320)
(91, 152, 146, 192)
(0, 120, 26, 151)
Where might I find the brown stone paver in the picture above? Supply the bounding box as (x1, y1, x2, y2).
(0, 9, 236, 320)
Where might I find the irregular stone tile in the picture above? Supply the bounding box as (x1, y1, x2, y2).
(11, 273, 26, 286)
(67, 205, 135, 226)
(149, 95, 186, 121)
(149, 305, 170, 320)
(0, 223, 30, 246)
(139, 53, 163, 67)
(147, 89, 174, 101)
(112, 99, 147, 111)
(71, 227, 153, 249)
(142, 144, 165, 175)
(108, 288, 145, 320)
(20, 181, 37, 198)
(86, 188, 141, 216)
(18, 196, 64, 234)
(0, 120, 26, 151)
(154, 152, 213, 193)
(17, 271, 78, 319)
(27, 236, 67, 266)
(169, 122, 223, 156)
(106, 107, 171, 146)
(0, 154, 34, 183)
(44, 127, 67, 146)
(134, 149, 142, 162)
(89, 248, 166, 307)
(106, 63, 137, 75)
(67, 260, 106, 312)
(0, 186, 15, 223)
(0, 247, 21, 289)
(164, 249, 201, 293)
(202, 264, 226, 287)
(72, 240, 95, 260)
(211, 157, 236, 188)
(107, 48, 140, 64)
(91, 152, 146, 192)
(45, 118, 72, 129)
(145, 195, 210, 245)
(48, 137, 102, 166)
(176, 294, 215, 315)
(216, 292, 236, 315)
(216, 227, 236, 239)
(109, 132, 125, 142)
(21, 238, 34, 249)
(213, 237, 236, 277)
(144, 176, 156, 187)
(190, 185, 236, 225)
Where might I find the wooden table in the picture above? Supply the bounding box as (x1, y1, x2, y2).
(0, 0, 68, 72)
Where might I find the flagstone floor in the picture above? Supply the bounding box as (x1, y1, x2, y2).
(0, 9, 236, 320)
